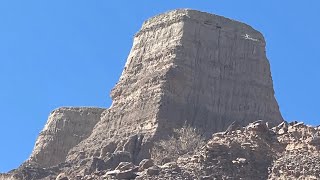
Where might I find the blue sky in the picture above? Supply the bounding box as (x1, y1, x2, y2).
(0, 1, 319, 172)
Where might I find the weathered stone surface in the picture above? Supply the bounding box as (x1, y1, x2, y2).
(146, 166, 160, 176)
(55, 173, 68, 180)
(66, 9, 283, 165)
(115, 162, 135, 171)
(136, 122, 320, 180)
(0, 174, 16, 180)
(5, 122, 319, 180)
(27, 107, 105, 167)
(105, 162, 138, 180)
(104, 151, 132, 170)
(138, 159, 154, 171)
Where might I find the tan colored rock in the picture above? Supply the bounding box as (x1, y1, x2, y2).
(136, 122, 320, 180)
(115, 162, 136, 171)
(67, 9, 283, 164)
(138, 159, 154, 171)
(27, 107, 105, 167)
(278, 128, 286, 135)
(55, 173, 68, 180)
(0, 174, 17, 180)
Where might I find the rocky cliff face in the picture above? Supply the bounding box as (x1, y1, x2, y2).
(27, 107, 105, 167)
(66, 9, 283, 164)
(1, 9, 291, 180)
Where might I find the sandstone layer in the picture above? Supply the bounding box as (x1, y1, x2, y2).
(27, 107, 105, 167)
(66, 9, 283, 164)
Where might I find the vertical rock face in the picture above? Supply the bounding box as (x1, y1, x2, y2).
(27, 107, 105, 167)
(66, 9, 283, 163)
(157, 10, 283, 134)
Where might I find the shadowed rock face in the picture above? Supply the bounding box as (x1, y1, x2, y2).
(66, 9, 283, 164)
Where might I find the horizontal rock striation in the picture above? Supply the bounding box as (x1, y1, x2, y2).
(27, 107, 105, 167)
(66, 9, 283, 164)
(158, 10, 283, 134)
(66, 10, 187, 163)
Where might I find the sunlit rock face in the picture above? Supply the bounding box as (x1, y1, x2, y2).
(27, 107, 105, 167)
(156, 10, 283, 134)
(66, 9, 283, 164)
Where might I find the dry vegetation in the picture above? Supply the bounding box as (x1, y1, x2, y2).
(151, 125, 205, 165)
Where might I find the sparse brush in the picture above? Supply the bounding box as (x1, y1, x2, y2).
(151, 125, 205, 165)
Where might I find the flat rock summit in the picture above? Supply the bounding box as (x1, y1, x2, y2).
(2, 9, 319, 180)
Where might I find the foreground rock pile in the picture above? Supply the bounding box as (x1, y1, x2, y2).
(2, 121, 319, 179)
(134, 121, 320, 180)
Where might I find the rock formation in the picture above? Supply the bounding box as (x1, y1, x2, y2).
(1, 9, 297, 180)
(66, 8, 283, 166)
(27, 107, 106, 167)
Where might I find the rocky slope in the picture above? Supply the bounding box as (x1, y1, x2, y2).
(3, 9, 315, 180)
(134, 121, 320, 180)
(2, 121, 318, 180)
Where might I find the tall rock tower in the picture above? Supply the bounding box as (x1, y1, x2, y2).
(24, 9, 283, 170)
(66, 9, 283, 164)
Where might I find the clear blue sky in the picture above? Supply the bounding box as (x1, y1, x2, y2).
(0, 1, 319, 173)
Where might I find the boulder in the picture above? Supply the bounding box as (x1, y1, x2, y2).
(104, 151, 131, 170)
(115, 162, 136, 171)
(56, 173, 68, 180)
(138, 159, 154, 171)
(146, 166, 161, 176)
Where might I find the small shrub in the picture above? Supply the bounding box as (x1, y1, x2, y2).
(151, 125, 205, 165)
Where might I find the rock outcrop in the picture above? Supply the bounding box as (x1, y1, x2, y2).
(27, 107, 105, 167)
(2, 9, 291, 180)
(66, 9, 283, 165)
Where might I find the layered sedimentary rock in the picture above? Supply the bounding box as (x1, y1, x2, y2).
(66, 9, 283, 164)
(27, 107, 105, 167)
